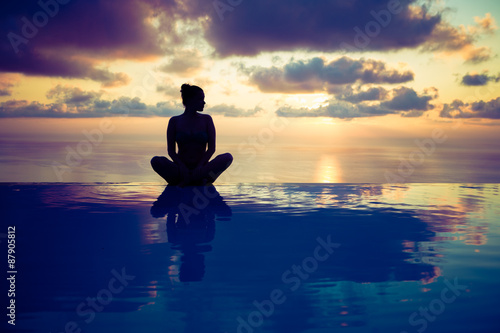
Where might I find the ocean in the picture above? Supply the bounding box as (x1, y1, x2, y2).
(1, 183, 499, 332)
(0, 137, 499, 183)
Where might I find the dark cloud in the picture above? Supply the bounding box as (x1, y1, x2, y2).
(440, 98, 500, 119)
(1, 0, 494, 90)
(241, 57, 414, 93)
(193, 0, 442, 56)
(0, 0, 177, 86)
(461, 73, 500, 86)
(276, 102, 394, 119)
(337, 87, 388, 103)
(184, 1, 494, 62)
(276, 86, 436, 119)
(0, 49, 132, 87)
(243, 64, 324, 93)
(381, 87, 434, 111)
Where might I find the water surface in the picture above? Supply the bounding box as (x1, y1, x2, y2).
(1, 183, 499, 333)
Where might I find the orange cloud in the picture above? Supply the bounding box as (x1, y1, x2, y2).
(423, 13, 497, 63)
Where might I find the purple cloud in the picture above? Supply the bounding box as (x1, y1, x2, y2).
(461, 73, 500, 86)
(0, 0, 175, 86)
(197, 0, 440, 56)
(441, 98, 500, 119)
(381, 87, 434, 111)
(275, 86, 436, 119)
(240, 56, 414, 93)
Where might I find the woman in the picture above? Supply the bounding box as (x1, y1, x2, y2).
(151, 84, 233, 186)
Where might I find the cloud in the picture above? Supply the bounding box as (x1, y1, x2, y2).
(90, 71, 131, 88)
(191, 0, 443, 56)
(473, 13, 498, 34)
(276, 86, 436, 119)
(337, 87, 389, 103)
(422, 13, 497, 63)
(198, 1, 496, 63)
(0, 85, 261, 118)
(0, 0, 178, 86)
(276, 102, 396, 119)
(46, 85, 103, 105)
(157, 83, 181, 97)
(157, 77, 215, 98)
(241, 57, 414, 93)
(158, 49, 204, 75)
(440, 97, 500, 119)
(0, 74, 21, 97)
(206, 104, 262, 117)
(380, 87, 435, 111)
(461, 72, 500, 86)
(1, 51, 132, 87)
(0, 97, 182, 118)
(0, 85, 180, 117)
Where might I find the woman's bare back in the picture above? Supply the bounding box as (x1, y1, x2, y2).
(168, 113, 215, 169)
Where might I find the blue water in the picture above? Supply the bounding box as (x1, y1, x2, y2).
(1, 183, 499, 333)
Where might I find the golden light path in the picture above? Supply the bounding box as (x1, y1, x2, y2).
(314, 154, 342, 183)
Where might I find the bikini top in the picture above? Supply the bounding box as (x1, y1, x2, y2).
(175, 131, 208, 145)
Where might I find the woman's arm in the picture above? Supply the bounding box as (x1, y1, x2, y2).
(167, 117, 191, 185)
(166, 117, 186, 167)
(197, 115, 216, 167)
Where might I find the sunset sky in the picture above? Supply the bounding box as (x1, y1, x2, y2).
(1, 0, 499, 182)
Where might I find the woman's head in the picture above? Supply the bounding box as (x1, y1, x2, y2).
(181, 84, 205, 111)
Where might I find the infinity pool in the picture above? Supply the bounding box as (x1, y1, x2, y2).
(1, 183, 499, 333)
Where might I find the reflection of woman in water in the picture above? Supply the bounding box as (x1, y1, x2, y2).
(151, 185, 232, 282)
(151, 84, 233, 186)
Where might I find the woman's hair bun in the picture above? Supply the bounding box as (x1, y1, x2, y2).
(180, 83, 203, 106)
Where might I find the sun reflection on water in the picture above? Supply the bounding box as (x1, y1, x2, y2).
(314, 154, 342, 183)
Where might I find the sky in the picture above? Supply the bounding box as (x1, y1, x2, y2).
(0, 0, 500, 182)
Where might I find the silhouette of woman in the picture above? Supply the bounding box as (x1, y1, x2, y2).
(151, 84, 233, 186)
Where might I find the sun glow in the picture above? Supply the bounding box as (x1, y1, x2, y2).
(314, 154, 342, 183)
